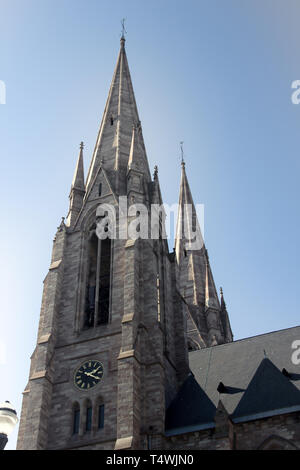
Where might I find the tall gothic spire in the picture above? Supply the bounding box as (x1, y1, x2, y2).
(175, 160, 206, 304)
(85, 37, 151, 196)
(175, 160, 204, 263)
(175, 159, 232, 346)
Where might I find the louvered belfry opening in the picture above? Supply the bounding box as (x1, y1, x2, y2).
(84, 229, 111, 328)
(97, 237, 111, 325)
(84, 231, 98, 328)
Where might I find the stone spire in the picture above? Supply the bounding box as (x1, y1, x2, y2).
(175, 159, 232, 346)
(174, 160, 208, 348)
(175, 160, 205, 262)
(66, 142, 85, 227)
(85, 37, 151, 196)
(175, 160, 206, 303)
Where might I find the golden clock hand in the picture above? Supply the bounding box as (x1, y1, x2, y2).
(89, 373, 99, 380)
(84, 371, 99, 380)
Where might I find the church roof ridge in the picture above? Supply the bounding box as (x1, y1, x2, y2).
(189, 324, 300, 354)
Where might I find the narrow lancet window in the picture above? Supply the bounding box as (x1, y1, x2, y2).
(72, 403, 80, 435)
(98, 404, 104, 429)
(86, 404, 92, 432)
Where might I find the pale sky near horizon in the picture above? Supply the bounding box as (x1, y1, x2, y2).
(0, 0, 300, 449)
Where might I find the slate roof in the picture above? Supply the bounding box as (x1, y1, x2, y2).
(231, 357, 300, 422)
(165, 326, 300, 434)
(165, 373, 216, 436)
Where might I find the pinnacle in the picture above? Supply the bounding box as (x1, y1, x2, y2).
(71, 142, 85, 191)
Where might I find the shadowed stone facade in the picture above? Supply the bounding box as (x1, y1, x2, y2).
(17, 37, 300, 451)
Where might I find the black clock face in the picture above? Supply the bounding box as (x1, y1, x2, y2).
(74, 360, 104, 390)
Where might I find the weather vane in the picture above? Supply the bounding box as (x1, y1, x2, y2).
(121, 18, 127, 39)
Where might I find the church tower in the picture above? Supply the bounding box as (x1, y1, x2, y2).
(17, 37, 232, 450)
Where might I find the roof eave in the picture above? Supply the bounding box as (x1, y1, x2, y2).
(232, 405, 300, 424)
(165, 421, 215, 437)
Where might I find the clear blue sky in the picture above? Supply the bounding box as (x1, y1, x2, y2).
(0, 0, 299, 449)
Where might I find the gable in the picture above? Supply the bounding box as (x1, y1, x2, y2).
(231, 358, 300, 421)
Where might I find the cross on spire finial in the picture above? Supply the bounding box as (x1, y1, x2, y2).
(180, 141, 185, 167)
(80, 141, 84, 151)
(121, 18, 127, 39)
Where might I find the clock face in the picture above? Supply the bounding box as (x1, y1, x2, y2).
(74, 359, 104, 390)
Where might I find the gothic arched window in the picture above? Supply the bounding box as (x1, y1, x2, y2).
(98, 238, 111, 325)
(84, 228, 111, 328)
(84, 232, 98, 328)
(98, 404, 105, 430)
(257, 435, 298, 450)
(72, 402, 80, 435)
(94, 396, 105, 430)
(85, 400, 93, 432)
